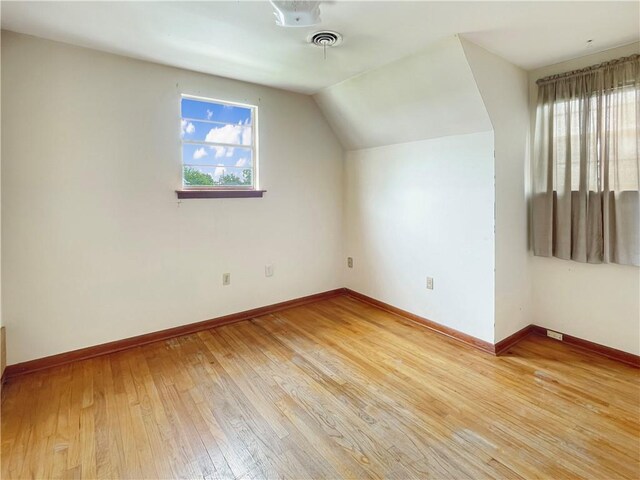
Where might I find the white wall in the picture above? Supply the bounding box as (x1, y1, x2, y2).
(1, 31, 344, 364)
(314, 36, 492, 150)
(461, 40, 531, 342)
(320, 36, 497, 343)
(528, 43, 640, 355)
(0, 29, 2, 332)
(344, 132, 496, 343)
(334, 37, 530, 345)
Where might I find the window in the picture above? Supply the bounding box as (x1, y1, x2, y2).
(551, 85, 638, 193)
(180, 95, 259, 193)
(532, 54, 639, 266)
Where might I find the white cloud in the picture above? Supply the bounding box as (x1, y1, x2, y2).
(193, 147, 208, 160)
(204, 123, 253, 158)
(242, 126, 252, 145)
(214, 165, 226, 178)
(205, 124, 250, 147)
(209, 145, 233, 158)
(181, 119, 195, 136)
(235, 157, 248, 167)
(206, 109, 213, 120)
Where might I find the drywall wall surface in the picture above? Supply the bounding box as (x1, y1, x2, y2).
(0, 327, 5, 380)
(314, 36, 493, 150)
(0, 30, 2, 333)
(344, 132, 496, 343)
(530, 258, 639, 355)
(461, 39, 531, 342)
(527, 42, 640, 354)
(1, 31, 344, 364)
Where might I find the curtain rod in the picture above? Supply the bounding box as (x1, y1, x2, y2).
(536, 54, 639, 85)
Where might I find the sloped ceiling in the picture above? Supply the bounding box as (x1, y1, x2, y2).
(2, 2, 637, 94)
(313, 36, 492, 151)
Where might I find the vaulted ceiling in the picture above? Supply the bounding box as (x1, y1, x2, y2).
(2, 1, 638, 94)
(315, 36, 493, 150)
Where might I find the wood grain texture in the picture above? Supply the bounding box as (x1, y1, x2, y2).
(531, 325, 640, 368)
(3, 289, 345, 379)
(2, 295, 638, 479)
(6, 289, 638, 382)
(494, 325, 535, 355)
(345, 288, 496, 353)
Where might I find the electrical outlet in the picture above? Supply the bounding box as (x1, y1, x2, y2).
(222, 273, 231, 286)
(547, 330, 563, 341)
(426, 277, 434, 290)
(265, 264, 274, 277)
(347, 257, 353, 268)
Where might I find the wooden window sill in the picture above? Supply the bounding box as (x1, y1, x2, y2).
(176, 189, 266, 199)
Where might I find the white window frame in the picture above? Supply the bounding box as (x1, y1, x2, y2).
(181, 94, 259, 190)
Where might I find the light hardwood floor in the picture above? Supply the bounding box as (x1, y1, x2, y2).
(1, 295, 639, 479)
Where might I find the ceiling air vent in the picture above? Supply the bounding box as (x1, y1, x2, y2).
(309, 30, 342, 48)
(308, 30, 342, 59)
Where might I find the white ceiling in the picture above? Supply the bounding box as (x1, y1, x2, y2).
(316, 36, 493, 149)
(2, 1, 638, 94)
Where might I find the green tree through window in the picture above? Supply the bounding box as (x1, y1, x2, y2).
(184, 167, 252, 187)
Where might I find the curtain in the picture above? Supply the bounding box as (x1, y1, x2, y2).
(532, 54, 640, 266)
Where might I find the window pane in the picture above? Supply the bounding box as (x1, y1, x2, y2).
(552, 86, 639, 192)
(183, 144, 252, 168)
(181, 119, 252, 146)
(180, 96, 256, 189)
(181, 98, 252, 124)
(183, 166, 253, 187)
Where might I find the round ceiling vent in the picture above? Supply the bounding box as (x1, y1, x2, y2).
(308, 30, 342, 48)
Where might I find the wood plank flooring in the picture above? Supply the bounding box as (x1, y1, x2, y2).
(1, 295, 639, 479)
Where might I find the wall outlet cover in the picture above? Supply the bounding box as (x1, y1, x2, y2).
(265, 264, 274, 277)
(347, 257, 353, 268)
(547, 330, 563, 341)
(426, 277, 434, 290)
(222, 273, 231, 286)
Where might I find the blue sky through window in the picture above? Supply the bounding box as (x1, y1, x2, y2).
(182, 120, 252, 144)
(181, 98, 252, 124)
(181, 97, 255, 187)
(183, 143, 252, 168)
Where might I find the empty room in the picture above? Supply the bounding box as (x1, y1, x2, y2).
(0, 1, 639, 479)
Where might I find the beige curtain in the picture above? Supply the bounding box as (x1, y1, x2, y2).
(532, 55, 640, 266)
